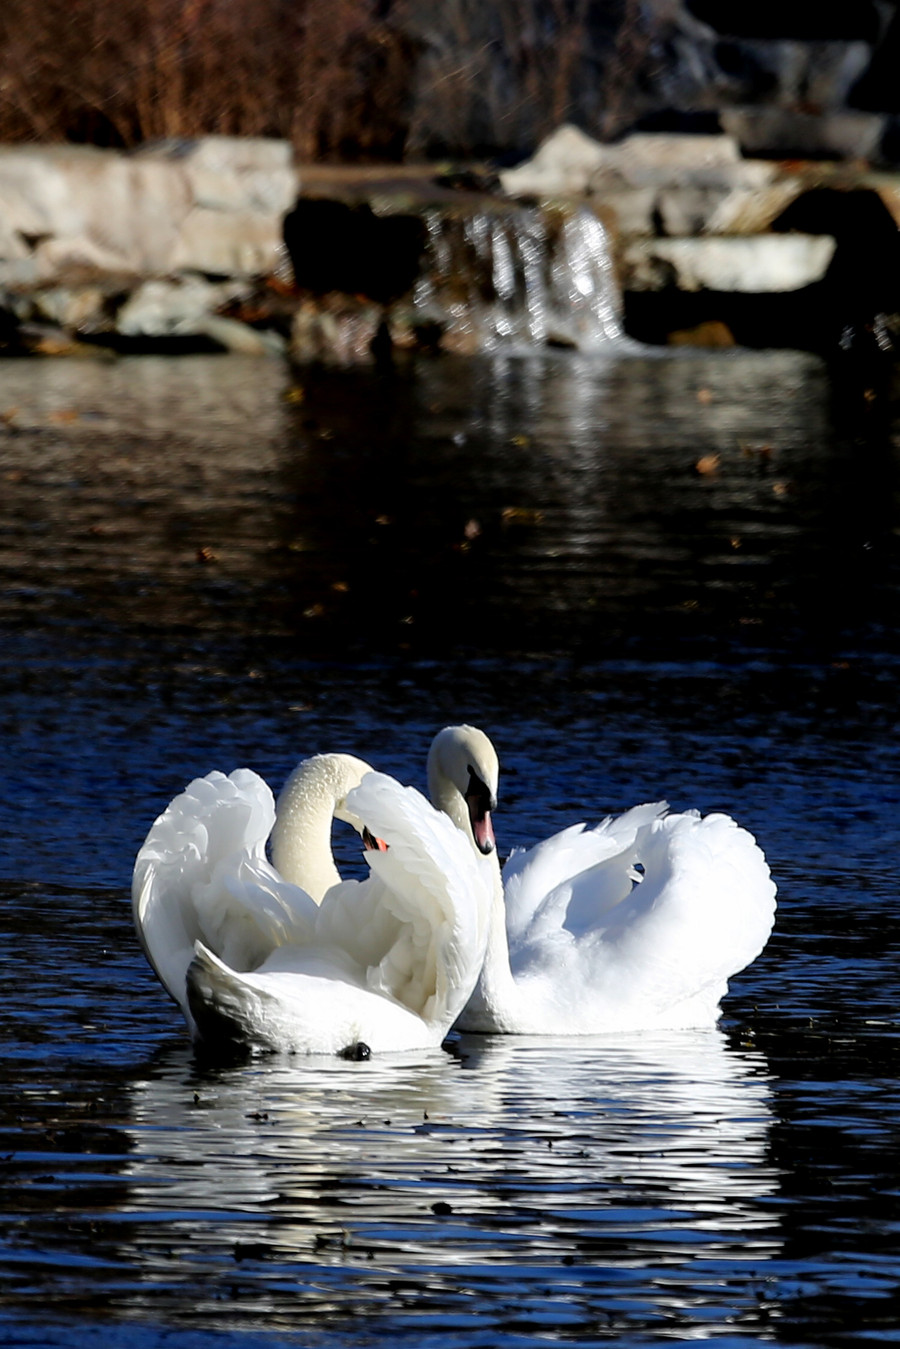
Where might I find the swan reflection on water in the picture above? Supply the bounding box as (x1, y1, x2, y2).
(121, 1028, 781, 1286)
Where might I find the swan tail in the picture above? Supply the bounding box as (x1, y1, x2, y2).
(186, 940, 438, 1056)
(678, 811, 777, 974)
(185, 942, 265, 1051)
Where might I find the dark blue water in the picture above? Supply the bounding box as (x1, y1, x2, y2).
(2, 349, 900, 1346)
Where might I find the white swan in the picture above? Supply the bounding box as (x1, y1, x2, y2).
(132, 754, 492, 1056)
(427, 725, 777, 1034)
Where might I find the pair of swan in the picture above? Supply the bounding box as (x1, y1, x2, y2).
(132, 726, 776, 1055)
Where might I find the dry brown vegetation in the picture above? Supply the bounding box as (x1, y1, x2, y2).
(0, 0, 653, 159)
(0, 0, 417, 157)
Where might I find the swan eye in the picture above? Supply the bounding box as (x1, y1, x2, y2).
(465, 766, 497, 812)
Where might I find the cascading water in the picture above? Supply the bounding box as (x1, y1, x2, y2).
(286, 192, 625, 365)
(551, 209, 623, 349)
(410, 204, 623, 353)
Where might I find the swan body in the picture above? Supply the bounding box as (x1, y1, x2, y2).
(132, 755, 492, 1055)
(427, 725, 777, 1035)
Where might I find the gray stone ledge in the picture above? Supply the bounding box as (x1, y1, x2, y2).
(622, 234, 838, 293)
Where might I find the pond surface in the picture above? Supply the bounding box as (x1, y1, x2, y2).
(1, 347, 900, 1347)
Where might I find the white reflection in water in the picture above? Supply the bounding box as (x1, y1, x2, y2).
(122, 1029, 780, 1274)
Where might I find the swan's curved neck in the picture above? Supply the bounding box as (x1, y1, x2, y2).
(270, 753, 372, 902)
(428, 731, 521, 1030)
(464, 850, 522, 1030)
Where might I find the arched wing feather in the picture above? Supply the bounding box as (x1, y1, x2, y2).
(504, 802, 669, 947)
(512, 810, 776, 1030)
(341, 772, 491, 1029)
(132, 769, 318, 1017)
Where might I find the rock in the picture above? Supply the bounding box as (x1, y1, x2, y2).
(655, 186, 736, 236)
(869, 177, 900, 228)
(194, 314, 286, 356)
(0, 211, 32, 282)
(0, 141, 300, 352)
(590, 187, 659, 236)
(667, 319, 736, 347)
(609, 133, 746, 186)
(501, 128, 778, 203)
(500, 128, 792, 239)
(0, 139, 298, 286)
(720, 109, 885, 161)
(0, 146, 190, 281)
(170, 206, 291, 277)
(704, 179, 809, 234)
(622, 234, 837, 292)
(142, 137, 298, 275)
(136, 136, 297, 214)
(290, 296, 385, 366)
(115, 277, 249, 337)
(30, 286, 108, 331)
(499, 125, 612, 198)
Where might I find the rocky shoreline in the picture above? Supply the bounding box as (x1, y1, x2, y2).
(0, 129, 898, 365)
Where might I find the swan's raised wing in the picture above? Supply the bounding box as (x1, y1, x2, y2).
(601, 811, 777, 998)
(133, 769, 319, 1018)
(184, 772, 492, 1057)
(503, 802, 669, 948)
(514, 809, 776, 1031)
(335, 772, 493, 1032)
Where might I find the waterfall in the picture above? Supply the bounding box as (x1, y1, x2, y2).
(551, 210, 623, 349)
(409, 205, 623, 353)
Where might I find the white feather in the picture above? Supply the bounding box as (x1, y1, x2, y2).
(427, 726, 777, 1036)
(133, 759, 492, 1055)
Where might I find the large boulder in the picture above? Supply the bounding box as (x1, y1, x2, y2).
(499, 125, 611, 198)
(720, 108, 885, 161)
(500, 126, 777, 202)
(0, 138, 298, 287)
(500, 127, 782, 238)
(622, 234, 837, 293)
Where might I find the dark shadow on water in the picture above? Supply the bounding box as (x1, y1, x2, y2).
(1, 347, 897, 673)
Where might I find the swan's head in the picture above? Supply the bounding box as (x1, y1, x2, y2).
(323, 754, 377, 834)
(325, 756, 390, 855)
(427, 724, 499, 856)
